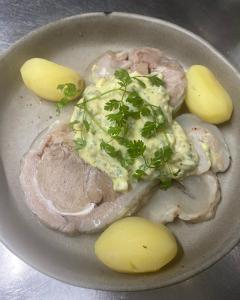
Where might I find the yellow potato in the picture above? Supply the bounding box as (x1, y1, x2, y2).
(95, 217, 177, 273)
(20, 58, 84, 101)
(186, 65, 233, 124)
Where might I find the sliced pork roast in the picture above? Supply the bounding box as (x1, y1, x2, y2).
(177, 114, 231, 175)
(20, 122, 157, 234)
(86, 47, 186, 111)
(138, 172, 221, 223)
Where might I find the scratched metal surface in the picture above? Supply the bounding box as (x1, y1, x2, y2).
(0, 0, 240, 299)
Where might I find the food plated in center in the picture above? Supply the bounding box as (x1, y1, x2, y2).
(19, 47, 233, 273)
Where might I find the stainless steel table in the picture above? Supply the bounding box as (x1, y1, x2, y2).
(0, 1, 240, 299)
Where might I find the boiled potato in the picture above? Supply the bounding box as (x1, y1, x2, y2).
(186, 65, 233, 124)
(95, 217, 177, 273)
(20, 58, 84, 101)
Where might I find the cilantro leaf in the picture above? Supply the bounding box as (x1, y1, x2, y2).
(100, 140, 122, 159)
(114, 69, 132, 87)
(104, 99, 120, 111)
(134, 78, 146, 88)
(126, 140, 146, 158)
(115, 136, 131, 147)
(119, 104, 130, 114)
(56, 83, 79, 114)
(107, 111, 126, 125)
(128, 111, 141, 120)
(126, 91, 143, 107)
(107, 104, 131, 126)
(141, 121, 158, 138)
(74, 138, 87, 150)
(148, 75, 165, 87)
(108, 126, 121, 137)
(141, 106, 151, 116)
(57, 83, 78, 98)
(150, 146, 173, 167)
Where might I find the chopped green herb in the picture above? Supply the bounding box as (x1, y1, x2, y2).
(108, 126, 122, 137)
(100, 141, 122, 159)
(132, 169, 147, 180)
(56, 83, 79, 114)
(148, 75, 165, 87)
(59, 83, 78, 97)
(150, 146, 173, 167)
(141, 121, 159, 138)
(68, 68, 173, 188)
(114, 68, 132, 87)
(134, 78, 146, 88)
(141, 106, 151, 116)
(126, 91, 144, 107)
(74, 138, 87, 150)
(104, 99, 120, 111)
(114, 136, 131, 147)
(126, 140, 146, 158)
(107, 111, 126, 125)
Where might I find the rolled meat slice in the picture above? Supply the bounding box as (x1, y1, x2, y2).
(177, 114, 231, 174)
(85, 47, 186, 111)
(20, 121, 157, 234)
(138, 172, 221, 223)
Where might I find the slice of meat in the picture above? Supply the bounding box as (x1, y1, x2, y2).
(138, 172, 221, 223)
(176, 120, 211, 175)
(177, 114, 231, 174)
(128, 47, 163, 73)
(154, 56, 186, 111)
(129, 48, 186, 111)
(85, 47, 186, 111)
(85, 50, 131, 83)
(20, 121, 157, 234)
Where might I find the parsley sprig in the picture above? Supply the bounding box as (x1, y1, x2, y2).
(105, 70, 168, 139)
(56, 83, 79, 114)
(66, 68, 174, 188)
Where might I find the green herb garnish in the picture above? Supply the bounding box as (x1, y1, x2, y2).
(74, 138, 87, 150)
(68, 68, 174, 188)
(104, 99, 121, 111)
(126, 140, 146, 159)
(56, 83, 79, 114)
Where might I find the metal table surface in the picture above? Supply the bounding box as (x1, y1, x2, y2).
(0, 0, 240, 299)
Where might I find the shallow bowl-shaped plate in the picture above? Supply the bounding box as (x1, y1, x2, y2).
(0, 12, 240, 291)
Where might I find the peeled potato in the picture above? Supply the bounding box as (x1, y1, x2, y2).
(20, 58, 84, 101)
(95, 217, 177, 273)
(186, 65, 233, 124)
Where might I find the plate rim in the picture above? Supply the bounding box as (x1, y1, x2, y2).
(0, 11, 240, 291)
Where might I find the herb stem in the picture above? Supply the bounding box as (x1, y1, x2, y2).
(70, 68, 172, 188)
(82, 88, 123, 105)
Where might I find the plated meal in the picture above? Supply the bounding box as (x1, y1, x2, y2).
(19, 47, 233, 274)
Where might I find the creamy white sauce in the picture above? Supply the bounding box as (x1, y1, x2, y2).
(71, 72, 198, 191)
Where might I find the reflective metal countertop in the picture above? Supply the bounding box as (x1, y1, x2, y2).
(0, 0, 240, 299)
